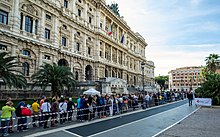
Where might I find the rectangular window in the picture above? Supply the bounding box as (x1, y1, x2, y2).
(100, 51, 102, 57)
(77, 42, 80, 51)
(62, 37, 67, 46)
(46, 14, 51, 20)
(45, 28, 50, 39)
(0, 10, 8, 24)
(89, 17, 92, 24)
(25, 16, 33, 33)
(78, 9, 81, 17)
(20, 13, 23, 30)
(88, 47, 91, 55)
(64, 0, 68, 8)
(22, 50, 31, 57)
(35, 20, 38, 35)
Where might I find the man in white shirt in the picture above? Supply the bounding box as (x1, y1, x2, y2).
(145, 93, 150, 108)
(40, 99, 51, 128)
(59, 98, 67, 124)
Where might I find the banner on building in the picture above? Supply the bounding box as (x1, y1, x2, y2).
(194, 98, 212, 106)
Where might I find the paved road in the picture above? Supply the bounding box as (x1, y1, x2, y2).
(20, 100, 199, 137)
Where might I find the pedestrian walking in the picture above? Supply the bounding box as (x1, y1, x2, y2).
(187, 91, 193, 106)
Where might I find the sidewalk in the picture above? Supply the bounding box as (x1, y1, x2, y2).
(157, 106, 220, 137)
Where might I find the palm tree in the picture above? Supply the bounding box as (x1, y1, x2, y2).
(0, 52, 27, 89)
(31, 63, 76, 97)
(205, 54, 220, 72)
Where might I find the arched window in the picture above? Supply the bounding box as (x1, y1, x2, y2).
(23, 62, 29, 76)
(22, 50, 31, 57)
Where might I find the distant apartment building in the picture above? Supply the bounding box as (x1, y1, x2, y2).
(168, 66, 203, 92)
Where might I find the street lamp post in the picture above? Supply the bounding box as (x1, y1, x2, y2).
(141, 62, 145, 93)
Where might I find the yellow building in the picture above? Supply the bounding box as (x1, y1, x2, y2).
(0, 0, 154, 93)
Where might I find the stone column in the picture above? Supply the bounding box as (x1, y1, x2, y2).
(22, 14, 25, 31)
(83, 34, 87, 56)
(84, 2, 88, 22)
(72, 0, 76, 12)
(70, 29, 76, 52)
(110, 46, 112, 62)
(96, 39, 100, 60)
(96, 9, 100, 30)
(38, 52, 42, 67)
(103, 42, 106, 59)
(39, 10, 45, 41)
(117, 26, 119, 41)
(53, 16, 59, 47)
(32, 19, 36, 34)
(116, 50, 118, 63)
(103, 15, 106, 30)
(11, 45, 16, 56)
(12, 0, 20, 33)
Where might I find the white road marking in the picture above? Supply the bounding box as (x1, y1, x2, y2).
(152, 106, 201, 137)
(62, 130, 82, 137)
(24, 100, 186, 137)
(88, 103, 194, 137)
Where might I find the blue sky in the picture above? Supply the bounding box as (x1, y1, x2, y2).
(106, 0, 220, 76)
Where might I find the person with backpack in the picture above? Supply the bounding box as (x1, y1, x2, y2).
(16, 98, 28, 132)
(1, 101, 15, 137)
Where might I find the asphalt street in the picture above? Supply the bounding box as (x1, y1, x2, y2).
(21, 100, 199, 137)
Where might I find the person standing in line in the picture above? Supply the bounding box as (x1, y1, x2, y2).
(67, 98, 75, 121)
(6, 97, 14, 133)
(41, 99, 51, 128)
(108, 95, 114, 116)
(31, 99, 40, 127)
(59, 98, 67, 124)
(145, 93, 150, 108)
(39, 96, 46, 126)
(51, 96, 59, 127)
(76, 95, 82, 120)
(187, 91, 193, 106)
(16, 98, 28, 132)
(1, 101, 15, 137)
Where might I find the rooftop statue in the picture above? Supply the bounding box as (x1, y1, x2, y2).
(108, 2, 120, 17)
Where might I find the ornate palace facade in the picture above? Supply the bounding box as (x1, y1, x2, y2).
(0, 0, 154, 90)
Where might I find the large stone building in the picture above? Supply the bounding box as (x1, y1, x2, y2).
(168, 66, 203, 92)
(0, 0, 154, 94)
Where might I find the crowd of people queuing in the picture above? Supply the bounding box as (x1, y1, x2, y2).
(0, 90, 190, 136)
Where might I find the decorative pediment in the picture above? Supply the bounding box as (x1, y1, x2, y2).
(21, 3, 39, 17)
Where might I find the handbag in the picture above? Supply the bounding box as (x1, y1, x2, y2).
(21, 107, 32, 116)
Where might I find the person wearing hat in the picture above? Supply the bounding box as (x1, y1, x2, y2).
(1, 101, 15, 136)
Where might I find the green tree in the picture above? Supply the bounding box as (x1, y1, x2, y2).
(31, 63, 76, 97)
(205, 54, 219, 73)
(155, 75, 169, 91)
(0, 52, 27, 89)
(196, 72, 220, 105)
